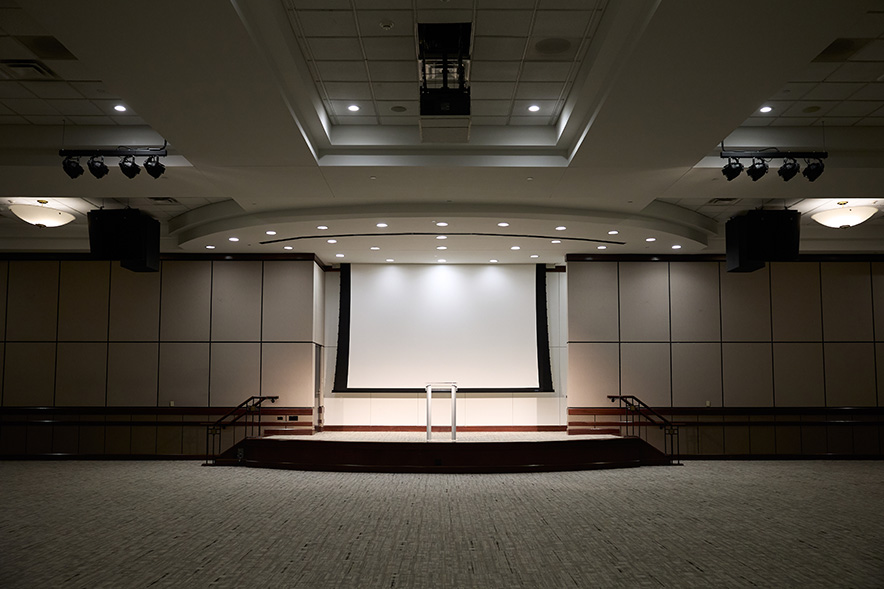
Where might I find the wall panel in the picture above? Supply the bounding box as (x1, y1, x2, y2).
(619, 262, 669, 342)
(261, 342, 314, 406)
(770, 262, 822, 342)
(212, 262, 262, 341)
(6, 261, 58, 341)
(772, 342, 824, 407)
(824, 343, 876, 406)
(669, 262, 720, 341)
(722, 343, 773, 407)
(873, 262, 884, 342)
(263, 261, 314, 342)
(0, 261, 7, 339)
(3, 342, 56, 406)
(671, 343, 721, 407)
(108, 343, 158, 406)
(209, 342, 260, 406)
(158, 343, 209, 407)
(821, 262, 873, 342)
(58, 261, 110, 342)
(108, 264, 160, 341)
(620, 343, 670, 407)
(720, 264, 770, 341)
(160, 261, 211, 341)
(55, 342, 106, 406)
(567, 342, 618, 406)
(567, 262, 618, 342)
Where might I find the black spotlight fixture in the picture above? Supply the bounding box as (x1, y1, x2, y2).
(746, 158, 769, 181)
(87, 155, 109, 179)
(721, 158, 744, 181)
(803, 159, 824, 182)
(62, 156, 84, 179)
(144, 156, 165, 179)
(777, 158, 800, 181)
(119, 155, 141, 178)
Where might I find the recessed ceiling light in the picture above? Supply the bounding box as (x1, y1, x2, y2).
(498, 222, 509, 227)
(436, 221, 448, 227)
(511, 246, 520, 250)
(551, 240, 561, 244)
(528, 105, 540, 112)
(328, 239, 337, 244)
(317, 225, 328, 230)
(530, 254, 539, 258)
(645, 237, 656, 242)
(555, 226, 566, 231)
(490, 259, 498, 263)
(386, 258, 394, 262)
(228, 237, 239, 242)
(284, 246, 293, 250)
(598, 246, 607, 250)
(759, 106, 772, 113)
(369, 175, 377, 180)
(672, 245, 682, 250)
(348, 105, 360, 112)
(437, 246, 447, 250)
(436, 235, 447, 240)
(608, 230, 619, 235)
(438, 259, 446, 263)
(114, 104, 127, 112)
(336, 254, 344, 258)
(370, 246, 380, 250)
(377, 222, 388, 228)
(205, 245, 215, 249)
(265, 230, 277, 236)
(526, 177, 533, 181)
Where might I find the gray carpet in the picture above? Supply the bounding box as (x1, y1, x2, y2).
(1, 461, 882, 588)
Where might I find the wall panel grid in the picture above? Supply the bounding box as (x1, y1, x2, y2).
(1, 260, 322, 410)
(567, 260, 883, 410)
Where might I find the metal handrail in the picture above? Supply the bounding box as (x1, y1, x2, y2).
(607, 395, 681, 465)
(205, 395, 278, 465)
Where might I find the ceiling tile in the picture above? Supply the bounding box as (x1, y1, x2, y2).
(826, 100, 884, 117)
(854, 117, 884, 126)
(375, 100, 419, 115)
(802, 82, 864, 100)
(331, 115, 378, 125)
(769, 117, 817, 127)
(331, 100, 376, 116)
(23, 114, 67, 124)
(476, 0, 535, 7)
(356, 11, 414, 36)
(519, 61, 573, 82)
(306, 37, 364, 61)
(509, 116, 552, 126)
(740, 117, 773, 127)
(0, 114, 26, 124)
(813, 117, 860, 127)
(296, 11, 358, 37)
(92, 99, 136, 116)
(524, 37, 580, 61)
(354, 0, 413, 9)
(362, 37, 415, 60)
(515, 81, 566, 100)
(367, 61, 417, 82)
(470, 61, 521, 82)
(36, 59, 94, 81)
(19, 81, 81, 99)
(470, 115, 508, 125)
(0, 35, 36, 59)
(849, 39, 884, 61)
(292, 0, 351, 8)
(3, 97, 58, 115)
(781, 101, 836, 117)
(370, 81, 417, 100)
(512, 99, 558, 114)
(378, 116, 418, 125)
(415, 9, 472, 23)
(0, 81, 34, 98)
(69, 82, 119, 100)
(0, 8, 49, 36)
(473, 37, 529, 61)
(850, 83, 884, 100)
(48, 99, 103, 116)
(315, 61, 369, 81)
(768, 82, 816, 101)
(471, 100, 511, 116)
(111, 115, 146, 126)
(322, 81, 374, 100)
(874, 104, 884, 116)
(532, 10, 592, 38)
(826, 61, 884, 82)
(791, 62, 840, 82)
(749, 100, 793, 117)
(471, 81, 515, 100)
(68, 115, 114, 125)
(476, 10, 533, 37)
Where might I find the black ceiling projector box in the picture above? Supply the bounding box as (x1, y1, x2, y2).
(726, 210, 800, 273)
(87, 209, 160, 272)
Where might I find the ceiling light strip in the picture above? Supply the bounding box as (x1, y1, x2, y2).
(260, 231, 626, 245)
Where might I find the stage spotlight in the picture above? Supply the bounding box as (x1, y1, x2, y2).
(62, 156, 84, 179)
(746, 158, 769, 181)
(721, 158, 743, 181)
(803, 159, 824, 182)
(778, 158, 800, 181)
(87, 155, 109, 179)
(144, 156, 165, 179)
(119, 155, 141, 178)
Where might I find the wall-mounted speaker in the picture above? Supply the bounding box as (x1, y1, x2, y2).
(726, 209, 800, 273)
(87, 209, 160, 272)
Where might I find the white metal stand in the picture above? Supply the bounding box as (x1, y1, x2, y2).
(425, 382, 457, 441)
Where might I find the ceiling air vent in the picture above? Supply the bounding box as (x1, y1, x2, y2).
(148, 197, 179, 204)
(418, 22, 472, 143)
(706, 198, 740, 205)
(0, 59, 60, 81)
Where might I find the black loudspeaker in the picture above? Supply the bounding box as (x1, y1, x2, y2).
(726, 210, 800, 273)
(87, 209, 160, 272)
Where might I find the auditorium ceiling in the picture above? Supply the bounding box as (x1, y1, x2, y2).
(1, 0, 882, 264)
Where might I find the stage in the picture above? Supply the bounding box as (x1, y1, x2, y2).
(211, 430, 672, 473)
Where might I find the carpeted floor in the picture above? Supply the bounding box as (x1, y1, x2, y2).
(1, 460, 882, 588)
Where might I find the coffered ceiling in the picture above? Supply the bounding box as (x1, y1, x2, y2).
(0, 0, 882, 264)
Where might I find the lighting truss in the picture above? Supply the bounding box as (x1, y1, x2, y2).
(58, 141, 167, 179)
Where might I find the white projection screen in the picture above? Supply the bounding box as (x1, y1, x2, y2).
(336, 264, 552, 392)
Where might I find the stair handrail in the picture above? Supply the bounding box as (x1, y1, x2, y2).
(607, 395, 681, 465)
(205, 395, 278, 465)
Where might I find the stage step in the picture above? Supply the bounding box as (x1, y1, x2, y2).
(212, 436, 671, 473)
(568, 427, 621, 436)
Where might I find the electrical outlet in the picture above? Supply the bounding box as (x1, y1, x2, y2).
(277, 416, 284, 421)
(705, 400, 711, 407)
(169, 400, 174, 407)
(288, 415, 298, 421)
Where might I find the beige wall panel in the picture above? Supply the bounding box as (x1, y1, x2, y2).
(0, 261, 6, 338)
(105, 425, 131, 454)
(108, 264, 160, 341)
(131, 417, 156, 454)
(158, 343, 209, 407)
(669, 262, 720, 342)
(873, 263, 884, 342)
(566, 262, 619, 342)
(160, 261, 211, 341)
(566, 343, 618, 406)
(108, 343, 158, 407)
(262, 342, 314, 407)
(878, 343, 884, 407)
(262, 261, 315, 342)
(820, 262, 873, 342)
(6, 261, 58, 341)
(697, 422, 724, 455)
(212, 262, 262, 341)
(770, 263, 822, 342)
(156, 417, 183, 455)
(57, 261, 110, 341)
(772, 343, 824, 407)
(3, 342, 55, 406)
(824, 342, 876, 407)
(749, 421, 776, 455)
(620, 343, 670, 407)
(313, 263, 325, 345)
(619, 263, 669, 342)
(671, 343, 721, 407)
(720, 264, 771, 342)
(722, 343, 773, 407)
(324, 272, 340, 348)
(209, 343, 260, 406)
(55, 343, 107, 406)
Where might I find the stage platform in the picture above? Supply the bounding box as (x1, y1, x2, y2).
(212, 431, 672, 473)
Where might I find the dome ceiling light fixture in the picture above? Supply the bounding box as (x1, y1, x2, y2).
(811, 201, 878, 229)
(9, 199, 75, 228)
